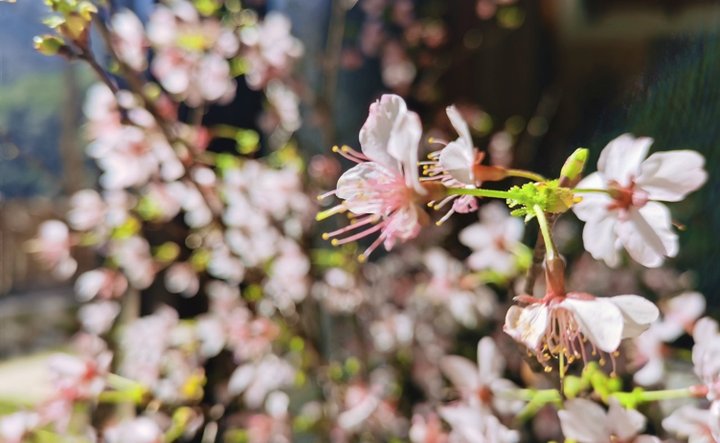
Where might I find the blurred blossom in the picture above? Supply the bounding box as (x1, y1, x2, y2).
(409, 412, 448, 443)
(312, 268, 365, 313)
(228, 355, 295, 409)
(558, 398, 659, 443)
(79, 301, 121, 335)
(241, 12, 303, 90)
(381, 41, 416, 93)
(459, 202, 524, 275)
(112, 236, 156, 289)
(48, 350, 112, 401)
(0, 412, 40, 443)
(261, 80, 301, 133)
(104, 417, 164, 443)
(439, 403, 519, 443)
(110, 9, 148, 71)
(165, 262, 200, 297)
(663, 404, 720, 443)
(74, 268, 128, 301)
(29, 220, 77, 279)
(148, 0, 238, 105)
(441, 337, 524, 414)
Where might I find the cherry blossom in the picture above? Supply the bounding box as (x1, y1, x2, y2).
(504, 260, 658, 368)
(692, 317, 720, 401)
(663, 404, 720, 443)
(240, 12, 303, 90)
(48, 350, 112, 401)
(439, 403, 519, 443)
(558, 398, 660, 443)
(459, 202, 525, 275)
(320, 94, 427, 259)
(440, 337, 523, 414)
(110, 9, 147, 71)
(104, 416, 164, 443)
(28, 220, 77, 279)
(573, 134, 707, 268)
(0, 412, 40, 443)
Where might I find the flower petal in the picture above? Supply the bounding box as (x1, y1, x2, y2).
(562, 297, 623, 353)
(440, 356, 480, 394)
(572, 172, 612, 222)
(618, 202, 678, 268)
(581, 211, 621, 268)
(637, 150, 707, 202)
(503, 304, 548, 351)
(446, 105, 472, 147)
(359, 94, 407, 169)
(439, 140, 475, 184)
(609, 295, 659, 339)
(597, 134, 652, 187)
(388, 110, 424, 193)
(607, 397, 646, 440)
(558, 398, 609, 442)
(477, 336, 504, 383)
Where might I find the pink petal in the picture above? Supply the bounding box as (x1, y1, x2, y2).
(387, 110, 424, 193)
(476, 337, 503, 383)
(335, 162, 399, 215)
(581, 211, 621, 268)
(446, 105, 472, 148)
(572, 172, 612, 222)
(439, 140, 475, 184)
(439, 356, 480, 393)
(607, 397, 646, 440)
(503, 304, 548, 350)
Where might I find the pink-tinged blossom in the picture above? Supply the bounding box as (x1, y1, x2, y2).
(409, 412, 449, 443)
(439, 403, 519, 443)
(663, 404, 720, 443)
(119, 307, 177, 387)
(104, 416, 164, 443)
(573, 134, 707, 268)
(112, 236, 156, 289)
(79, 300, 121, 335)
(148, 1, 238, 106)
(633, 291, 705, 386)
(422, 248, 496, 327)
(29, 220, 77, 279)
(48, 351, 112, 401)
(74, 268, 128, 301)
(440, 337, 523, 414)
(240, 12, 303, 90)
(320, 94, 427, 260)
(164, 262, 200, 297)
(110, 9, 148, 71)
(67, 189, 106, 231)
(459, 202, 525, 275)
(558, 398, 660, 443)
(228, 355, 295, 409)
(0, 412, 40, 443)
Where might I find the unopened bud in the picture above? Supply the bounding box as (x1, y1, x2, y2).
(560, 148, 588, 186)
(33, 35, 65, 56)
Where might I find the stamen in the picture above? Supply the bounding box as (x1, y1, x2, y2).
(332, 145, 369, 164)
(323, 215, 380, 238)
(330, 222, 384, 246)
(316, 205, 346, 221)
(316, 190, 337, 200)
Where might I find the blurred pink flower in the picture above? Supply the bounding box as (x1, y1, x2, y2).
(692, 317, 720, 401)
(440, 337, 523, 414)
(0, 412, 40, 443)
(104, 416, 164, 443)
(29, 220, 77, 279)
(663, 404, 719, 443)
(573, 134, 707, 268)
(439, 403, 519, 443)
(110, 9, 148, 71)
(459, 202, 524, 275)
(558, 398, 660, 443)
(48, 351, 112, 401)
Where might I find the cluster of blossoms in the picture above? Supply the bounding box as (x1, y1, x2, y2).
(13, 0, 717, 442)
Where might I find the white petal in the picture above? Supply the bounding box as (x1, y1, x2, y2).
(607, 397, 646, 440)
(558, 398, 609, 442)
(562, 298, 623, 353)
(581, 211, 621, 268)
(637, 150, 707, 202)
(477, 336, 504, 383)
(597, 134, 652, 186)
(459, 223, 493, 250)
(439, 140, 475, 184)
(618, 203, 678, 268)
(572, 172, 612, 222)
(503, 304, 548, 350)
(609, 295, 660, 339)
(439, 356, 480, 393)
(387, 110, 424, 193)
(359, 94, 407, 170)
(446, 105, 472, 147)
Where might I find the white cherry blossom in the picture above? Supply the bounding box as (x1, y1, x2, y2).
(573, 134, 707, 268)
(559, 398, 660, 443)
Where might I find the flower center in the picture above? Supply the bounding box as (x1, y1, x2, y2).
(607, 179, 648, 214)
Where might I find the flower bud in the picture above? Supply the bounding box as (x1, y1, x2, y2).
(560, 147, 588, 187)
(34, 35, 65, 56)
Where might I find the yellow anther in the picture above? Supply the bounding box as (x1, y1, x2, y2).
(331, 145, 340, 152)
(544, 366, 553, 373)
(357, 254, 367, 263)
(330, 239, 340, 246)
(321, 233, 330, 240)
